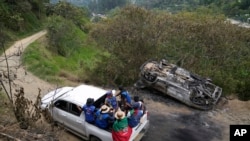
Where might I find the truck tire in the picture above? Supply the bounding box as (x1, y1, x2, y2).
(143, 72, 157, 82)
(90, 136, 101, 141)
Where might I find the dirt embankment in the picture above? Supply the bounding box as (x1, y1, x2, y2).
(1, 31, 250, 141)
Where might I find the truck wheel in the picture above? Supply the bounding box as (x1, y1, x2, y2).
(142, 72, 157, 84)
(90, 136, 101, 141)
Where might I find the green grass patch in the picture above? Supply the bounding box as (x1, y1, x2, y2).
(22, 37, 61, 83)
(22, 35, 104, 84)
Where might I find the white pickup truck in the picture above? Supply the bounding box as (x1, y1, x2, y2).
(40, 84, 149, 141)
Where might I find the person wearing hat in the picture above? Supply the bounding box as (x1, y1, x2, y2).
(78, 98, 96, 124)
(127, 102, 143, 128)
(112, 109, 132, 141)
(95, 104, 114, 130)
(105, 90, 118, 110)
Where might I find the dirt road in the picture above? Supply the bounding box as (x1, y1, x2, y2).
(1, 31, 250, 141)
(0, 30, 56, 100)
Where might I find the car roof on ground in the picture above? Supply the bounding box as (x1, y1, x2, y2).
(61, 84, 107, 106)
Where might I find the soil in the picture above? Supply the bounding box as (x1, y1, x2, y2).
(1, 31, 250, 141)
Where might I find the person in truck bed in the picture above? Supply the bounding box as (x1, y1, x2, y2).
(95, 104, 115, 130)
(112, 109, 132, 141)
(127, 102, 144, 128)
(116, 86, 132, 113)
(133, 95, 146, 114)
(77, 98, 96, 124)
(105, 90, 118, 111)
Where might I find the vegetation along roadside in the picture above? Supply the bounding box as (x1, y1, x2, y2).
(0, 0, 250, 140)
(22, 4, 250, 100)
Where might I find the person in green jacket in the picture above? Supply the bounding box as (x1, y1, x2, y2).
(112, 109, 132, 141)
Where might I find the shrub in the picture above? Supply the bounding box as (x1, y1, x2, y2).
(46, 15, 86, 57)
(89, 5, 250, 99)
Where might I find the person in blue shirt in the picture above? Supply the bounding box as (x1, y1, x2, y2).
(133, 95, 146, 114)
(127, 102, 143, 128)
(105, 90, 118, 110)
(118, 86, 132, 104)
(117, 86, 132, 112)
(95, 104, 114, 130)
(78, 98, 96, 124)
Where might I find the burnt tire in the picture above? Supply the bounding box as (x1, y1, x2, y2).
(189, 88, 213, 110)
(142, 72, 157, 83)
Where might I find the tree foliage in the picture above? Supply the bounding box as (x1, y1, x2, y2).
(133, 0, 250, 21)
(88, 0, 128, 14)
(90, 6, 169, 85)
(0, 0, 48, 31)
(46, 15, 86, 57)
(46, 1, 90, 32)
(89, 6, 250, 100)
(46, 2, 91, 57)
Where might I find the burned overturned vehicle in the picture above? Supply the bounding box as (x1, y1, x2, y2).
(135, 59, 222, 110)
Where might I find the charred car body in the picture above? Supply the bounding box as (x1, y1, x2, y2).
(135, 59, 222, 110)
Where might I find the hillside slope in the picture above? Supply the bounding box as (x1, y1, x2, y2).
(0, 30, 250, 141)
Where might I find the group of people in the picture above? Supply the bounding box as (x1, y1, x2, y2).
(78, 86, 146, 141)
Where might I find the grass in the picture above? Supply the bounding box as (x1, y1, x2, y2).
(22, 40, 61, 83)
(22, 34, 103, 85)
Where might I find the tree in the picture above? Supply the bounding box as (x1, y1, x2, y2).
(89, 5, 250, 100)
(47, 1, 90, 32)
(88, 0, 128, 14)
(0, 0, 47, 31)
(90, 6, 171, 84)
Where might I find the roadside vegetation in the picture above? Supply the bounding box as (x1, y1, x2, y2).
(0, 0, 250, 140)
(134, 0, 250, 22)
(22, 2, 105, 85)
(0, 0, 48, 55)
(19, 2, 250, 100)
(2, 1, 250, 99)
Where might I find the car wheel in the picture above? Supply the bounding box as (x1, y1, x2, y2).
(190, 88, 213, 110)
(142, 72, 157, 83)
(189, 88, 207, 105)
(90, 136, 101, 141)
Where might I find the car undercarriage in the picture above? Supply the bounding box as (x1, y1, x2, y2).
(135, 59, 222, 110)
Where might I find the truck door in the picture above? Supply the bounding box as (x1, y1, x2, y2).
(67, 103, 87, 136)
(53, 100, 71, 127)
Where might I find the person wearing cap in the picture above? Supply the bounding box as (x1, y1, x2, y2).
(112, 109, 132, 141)
(105, 90, 118, 110)
(127, 102, 143, 128)
(95, 104, 114, 130)
(78, 98, 96, 124)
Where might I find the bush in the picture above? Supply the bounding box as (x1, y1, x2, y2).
(46, 15, 86, 57)
(46, 1, 90, 32)
(89, 5, 250, 99)
(237, 78, 250, 101)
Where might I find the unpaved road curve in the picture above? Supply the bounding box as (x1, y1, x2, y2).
(1, 31, 250, 141)
(0, 30, 56, 100)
